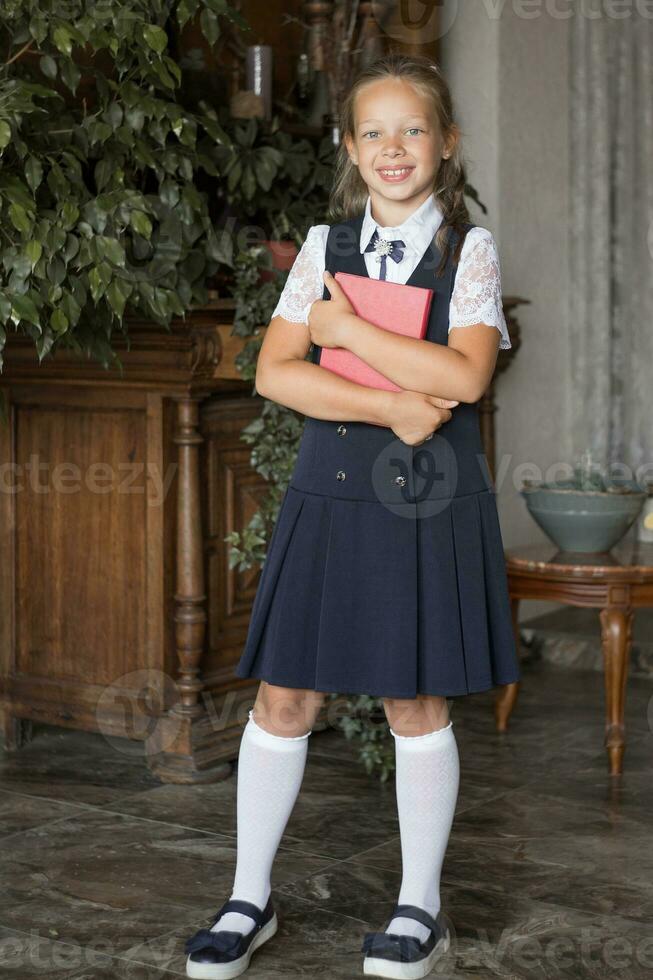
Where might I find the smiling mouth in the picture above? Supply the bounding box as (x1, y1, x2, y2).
(376, 166, 414, 176)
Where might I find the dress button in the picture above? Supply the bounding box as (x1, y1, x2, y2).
(336, 470, 346, 481)
(394, 475, 407, 487)
(337, 424, 347, 436)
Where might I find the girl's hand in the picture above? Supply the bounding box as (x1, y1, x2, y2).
(307, 271, 356, 349)
(383, 390, 460, 446)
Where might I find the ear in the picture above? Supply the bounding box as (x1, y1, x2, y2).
(443, 124, 461, 160)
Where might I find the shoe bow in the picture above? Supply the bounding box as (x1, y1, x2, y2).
(184, 927, 244, 957)
(361, 930, 423, 962)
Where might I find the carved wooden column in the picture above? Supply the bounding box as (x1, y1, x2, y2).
(173, 397, 207, 720)
(304, 0, 333, 72)
(146, 395, 232, 784)
(357, 2, 387, 65)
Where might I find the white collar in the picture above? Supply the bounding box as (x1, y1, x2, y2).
(359, 192, 444, 254)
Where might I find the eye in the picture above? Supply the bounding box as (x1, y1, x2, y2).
(362, 130, 380, 139)
(406, 127, 424, 136)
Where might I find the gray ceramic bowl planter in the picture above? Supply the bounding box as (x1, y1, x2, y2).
(520, 480, 647, 554)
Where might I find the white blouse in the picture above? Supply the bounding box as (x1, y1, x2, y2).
(271, 196, 511, 350)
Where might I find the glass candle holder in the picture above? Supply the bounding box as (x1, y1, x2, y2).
(245, 45, 273, 120)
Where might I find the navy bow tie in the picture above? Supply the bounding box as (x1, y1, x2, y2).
(364, 228, 406, 281)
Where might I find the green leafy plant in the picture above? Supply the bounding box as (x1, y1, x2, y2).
(521, 449, 646, 493)
(0, 0, 247, 374)
(334, 695, 397, 782)
(224, 246, 310, 570)
(213, 114, 338, 242)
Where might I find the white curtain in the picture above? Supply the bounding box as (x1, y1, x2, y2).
(568, 4, 653, 484)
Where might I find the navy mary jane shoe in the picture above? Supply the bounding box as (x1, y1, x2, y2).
(361, 903, 451, 979)
(184, 896, 278, 979)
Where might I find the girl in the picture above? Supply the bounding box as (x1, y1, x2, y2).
(185, 52, 520, 980)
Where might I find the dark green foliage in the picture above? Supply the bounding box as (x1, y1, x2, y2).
(214, 117, 337, 241)
(0, 0, 245, 372)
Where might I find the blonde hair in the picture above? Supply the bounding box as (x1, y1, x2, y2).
(328, 51, 471, 276)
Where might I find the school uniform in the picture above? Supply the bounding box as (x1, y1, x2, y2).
(234, 194, 521, 698)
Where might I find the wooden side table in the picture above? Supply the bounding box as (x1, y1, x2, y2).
(502, 537, 653, 775)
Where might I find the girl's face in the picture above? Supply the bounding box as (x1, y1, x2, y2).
(345, 76, 455, 219)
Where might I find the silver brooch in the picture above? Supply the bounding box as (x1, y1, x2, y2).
(373, 237, 394, 261)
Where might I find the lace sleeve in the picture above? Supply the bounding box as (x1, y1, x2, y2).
(449, 228, 511, 350)
(270, 225, 328, 324)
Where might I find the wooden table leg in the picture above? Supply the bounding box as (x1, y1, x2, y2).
(599, 606, 633, 776)
(495, 597, 521, 731)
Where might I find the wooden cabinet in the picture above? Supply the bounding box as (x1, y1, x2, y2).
(0, 305, 266, 782)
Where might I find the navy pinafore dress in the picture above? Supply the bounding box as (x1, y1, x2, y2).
(234, 214, 522, 698)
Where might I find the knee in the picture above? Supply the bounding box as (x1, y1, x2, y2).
(382, 694, 450, 736)
(253, 681, 326, 737)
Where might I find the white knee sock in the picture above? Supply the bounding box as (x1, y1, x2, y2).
(386, 720, 460, 944)
(210, 708, 311, 937)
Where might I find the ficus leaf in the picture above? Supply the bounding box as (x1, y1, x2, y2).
(143, 25, 168, 54)
(11, 292, 41, 328)
(52, 26, 72, 56)
(39, 54, 57, 79)
(131, 210, 152, 239)
(107, 277, 132, 318)
(25, 240, 42, 269)
(9, 204, 32, 234)
(50, 308, 69, 334)
(25, 156, 43, 193)
(200, 9, 220, 45)
(36, 326, 55, 360)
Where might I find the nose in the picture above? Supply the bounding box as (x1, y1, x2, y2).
(382, 143, 405, 159)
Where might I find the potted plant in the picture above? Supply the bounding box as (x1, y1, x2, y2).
(207, 111, 337, 289)
(520, 451, 647, 553)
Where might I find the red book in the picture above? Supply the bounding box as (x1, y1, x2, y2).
(319, 272, 434, 392)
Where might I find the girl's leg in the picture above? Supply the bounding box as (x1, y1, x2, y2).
(210, 682, 326, 937)
(381, 694, 459, 943)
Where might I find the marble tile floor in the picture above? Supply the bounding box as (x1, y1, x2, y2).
(0, 657, 652, 979)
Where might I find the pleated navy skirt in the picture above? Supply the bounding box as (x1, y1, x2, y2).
(234, 423, 522, 699)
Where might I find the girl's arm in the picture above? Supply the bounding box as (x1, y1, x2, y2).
(257, 226, 393, 424)
(337, 311, 499, 404)
(256, 315, 395, 425)
(311, 231, 508, 404)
